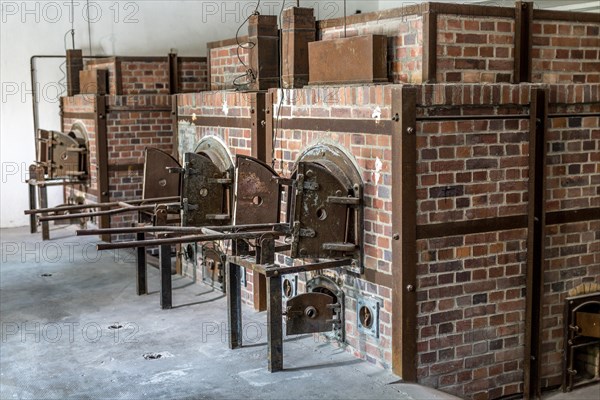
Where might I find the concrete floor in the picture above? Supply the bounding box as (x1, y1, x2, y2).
(1, 226, 457, 400)
(3, 227, 598, 400)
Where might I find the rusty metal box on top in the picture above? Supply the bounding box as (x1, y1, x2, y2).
(79, 69, 108, 95)
(308, 34, 388, 85)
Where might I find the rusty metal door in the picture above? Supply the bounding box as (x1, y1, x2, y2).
(38, 130, 87, 179)
(285, 292, 335, 335)
(181, 152, 231, 227)
(142, 148, 181, 200)
(291, 160, 360, 261)
(234, 155, 281, 226)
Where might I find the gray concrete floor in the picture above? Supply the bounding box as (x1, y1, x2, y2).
(543, 384, 600, 400)
(1, 226, 458, 400)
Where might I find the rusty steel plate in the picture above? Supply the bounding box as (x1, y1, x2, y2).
(292, 161, 350, 259)
(181, 152, 230, 227)
(577, 312, 600, 339)
(79, 69, 108, 95)
(142, 148, 181, 200)
(234, 155, 280, 226)
(201, 244, 226, 292)
(38, 130, 87, 179)
(308, 34, 388, 85)
(286, 292, 334, 335)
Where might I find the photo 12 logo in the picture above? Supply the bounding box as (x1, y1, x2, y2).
(199, 1, 341, 24)
(1, 321, 140, 344)
(1, 1, 140, 24)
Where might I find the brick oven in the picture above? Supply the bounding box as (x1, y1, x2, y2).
(164, 2, 599, 399)
(59, 53, 208, 240)
(36, 2, 599, 399)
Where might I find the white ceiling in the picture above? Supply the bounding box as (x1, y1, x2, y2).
(376, 0, 599, 13)
(474, 0, 600, 12)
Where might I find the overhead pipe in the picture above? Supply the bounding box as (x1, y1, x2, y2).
(30, 54, 105, 160)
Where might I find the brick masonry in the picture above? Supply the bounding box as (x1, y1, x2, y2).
(61, 93, 175, 236)
(437, 15, 515, 83)
(208, 40, 250, 90)
(261, 82, 600, 399)
(85, 57, 208, 95)
(532, 20, 600, 84)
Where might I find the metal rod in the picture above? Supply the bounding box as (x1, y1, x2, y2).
(38, 205, 157, 222)
(25, 196, 180, 215)
(343, 0, 347, 38)
(416, 114, 529, 122)
(76, 223, 289, 236)
(415, 112, 599, 123)
(548, 113, 600, 119)
(159, 244, 172, 310)
(96, 231, 286, 251)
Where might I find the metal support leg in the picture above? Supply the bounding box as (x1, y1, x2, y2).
(267, 274, 283, 372)
(159, 244, 172, 310)
(39, 184, 49, 240)
(28, 182, 37, 234)
(136, 232, 147, 295)
(226, 260, 242, 349)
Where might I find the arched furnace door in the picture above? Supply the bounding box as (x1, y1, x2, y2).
(234, 155, 281, 226)
(142, 148, 181, 200)
(37, 129, 87, 180)
(181, 152, 233, 227)
(290, 156, 363, 273)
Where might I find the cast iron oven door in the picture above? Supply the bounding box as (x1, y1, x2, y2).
(234, 155, 281, 226)
(142, 148, 181, 200)
(181, 152, 233, 227)
(285, 292, 335, 335)
(37, 129, 87, 180)
(291, 159, 362, 268)
(201, 243, 226, 292)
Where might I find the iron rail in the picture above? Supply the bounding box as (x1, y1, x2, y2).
(76, 223, 289, 236)
(25, 196, 181, 215)
(96, 231, 287, 251)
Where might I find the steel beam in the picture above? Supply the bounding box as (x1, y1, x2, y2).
(159, 244, 172, 310)
(391, 87, 418, 381)
(136, 232, 147, 296)
(524, 88, 548, 399)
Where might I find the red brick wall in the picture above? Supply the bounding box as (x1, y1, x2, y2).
(106, 95, 173, 230)
(209, 41, 250, 90)
(540, 86, 600, 387)
(532, 20, 600, 84)
(318, 16, 424, 84)
(61, 94, 175, 234)
(178, 59, 209, 93)
(120, 60, 170, 95)
(414, 84, 530, 399)
(437, 15, 515, 83)
(266, 83, 599, 399)
(85, 57, 209, 95)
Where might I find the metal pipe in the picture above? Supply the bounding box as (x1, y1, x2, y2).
(38, 204, 158, 222)
(25, 196, 181, 215)
(30, 54, 107, 160)
(96, 231, 287, 251)
(416, 114, 529, 122)
(548, 113, 600, 119)
(76, 222, 289, 236)
(343, 0, 347, 38)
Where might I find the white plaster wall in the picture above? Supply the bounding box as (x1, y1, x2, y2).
(0, 0, 378, 228)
